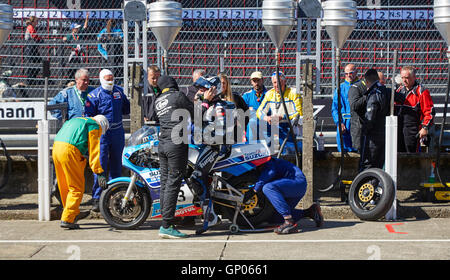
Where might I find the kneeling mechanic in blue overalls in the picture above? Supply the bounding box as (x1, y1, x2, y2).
(243, 157, 324, 234)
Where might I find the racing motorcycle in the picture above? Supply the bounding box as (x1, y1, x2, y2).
(99, 125, 277, 233)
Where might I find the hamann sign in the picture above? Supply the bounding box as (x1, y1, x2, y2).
(0, 102, 55, 120)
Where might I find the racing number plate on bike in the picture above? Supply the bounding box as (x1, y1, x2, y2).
(141, 168, 201, 218)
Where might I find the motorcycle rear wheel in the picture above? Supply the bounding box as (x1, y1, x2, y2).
(218, 172, 276, 227)
(100, 181, 151, 230)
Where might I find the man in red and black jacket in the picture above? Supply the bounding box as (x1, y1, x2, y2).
(394, 66, 435, 153)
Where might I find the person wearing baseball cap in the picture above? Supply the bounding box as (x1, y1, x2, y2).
(70, 23, 82, 30)
(250, 71, 263, 80)
(242, 71, 268, 142)
(63, 12, 90, 84)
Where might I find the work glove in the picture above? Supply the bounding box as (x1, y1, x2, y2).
(97, 172, 108, 190)
(242, 189, 257, 204)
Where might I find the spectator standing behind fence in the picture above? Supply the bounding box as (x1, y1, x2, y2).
(84, 69, 130, 212)
(62, 13, 89, 84)
(332, 64, 358, 153)
(49, 68, 94, 121)
(181, 69, 205, 103)
(394, 66, 435, 153)
(218, 72, 248, 143)
(97, 19, 124, 83)
(256, 71, 303, 150)
(242, 71, 268, 142)
(24, 16, 42, 86)
(359, 69, 390, 171)
(143, 65, 162, 123)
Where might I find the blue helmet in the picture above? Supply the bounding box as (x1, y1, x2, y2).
(194, 75, 222, 94)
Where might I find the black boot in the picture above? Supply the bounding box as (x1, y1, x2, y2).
(60, 221, 80, 230)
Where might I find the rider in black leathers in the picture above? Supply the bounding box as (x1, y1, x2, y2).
(154, 75, 194, 234)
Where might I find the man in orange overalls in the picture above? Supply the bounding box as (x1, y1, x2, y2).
(52, 115, 109, 229)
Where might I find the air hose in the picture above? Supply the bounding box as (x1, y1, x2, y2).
(274, 49, 301, 168)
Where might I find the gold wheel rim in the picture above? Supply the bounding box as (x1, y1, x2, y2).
(358, 183, 375, 203)
(241, 189, 258, 214)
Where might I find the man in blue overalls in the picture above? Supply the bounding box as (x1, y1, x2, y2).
(243, 157, 323, 234)
(332, 64, 358, 152)
(84, 69, 130, 211)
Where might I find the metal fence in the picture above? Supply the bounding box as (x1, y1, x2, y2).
(0, 0, 448, 101)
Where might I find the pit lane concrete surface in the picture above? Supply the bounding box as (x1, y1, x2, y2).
(0, 217, 449, 260)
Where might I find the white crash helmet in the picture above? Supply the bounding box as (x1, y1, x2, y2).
(92, 114, 109, 135)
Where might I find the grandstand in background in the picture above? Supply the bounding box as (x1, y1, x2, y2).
(0, 1, 448, 105)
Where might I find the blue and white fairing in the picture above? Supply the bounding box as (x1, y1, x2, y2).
(118, 125, 275, 218)
(187, 141, 274, 177)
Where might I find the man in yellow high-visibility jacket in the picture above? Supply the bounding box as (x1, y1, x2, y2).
(52, 115, 109, 229)
(256, 71, 303, 149)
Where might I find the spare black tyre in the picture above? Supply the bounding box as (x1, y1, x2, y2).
(348, 168, 395, 221)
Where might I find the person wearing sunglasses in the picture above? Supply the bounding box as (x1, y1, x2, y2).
(331, 64, 359, 153)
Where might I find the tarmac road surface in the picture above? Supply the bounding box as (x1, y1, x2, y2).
(0, 218, 449, 261)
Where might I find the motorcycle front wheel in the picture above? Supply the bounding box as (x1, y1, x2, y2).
(348, 168, 395, 221)
(99, 181, 151, 230)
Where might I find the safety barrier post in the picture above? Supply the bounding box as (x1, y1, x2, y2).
(37, 59, 51, 222)
(385, 50, 398, 221)
(37, 119, 51, 221)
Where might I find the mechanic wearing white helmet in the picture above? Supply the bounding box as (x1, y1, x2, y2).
(52, 115, 109, 229)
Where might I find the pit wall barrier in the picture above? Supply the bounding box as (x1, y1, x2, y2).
(1, 152, 448, 194)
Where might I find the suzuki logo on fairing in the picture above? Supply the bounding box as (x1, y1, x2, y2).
(244, 149, 269, 161)
(144, 170, 160, 183)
